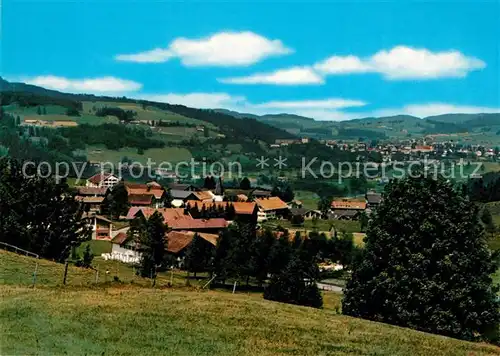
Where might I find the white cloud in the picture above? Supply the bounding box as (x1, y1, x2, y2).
(313, 55, 370, 74)
(115, 48, 173, 63)
(218, 66, 324, 85)
(314, 46, 486, 80)
(22, 75, 142, 93)
(115, 31, 292, 66)
(374, 103, 500, 118)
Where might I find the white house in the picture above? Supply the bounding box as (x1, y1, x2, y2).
(86, 173, 121, 189)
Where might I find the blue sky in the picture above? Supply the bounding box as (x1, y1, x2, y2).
(3, 0, 499, 120)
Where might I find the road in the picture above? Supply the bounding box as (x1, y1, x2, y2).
(317, 282, 343, 293)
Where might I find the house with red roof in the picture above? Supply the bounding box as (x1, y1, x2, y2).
(125, 181, 166, 208)
(254, 196, 290, 221)
(125, 207, 228, 233)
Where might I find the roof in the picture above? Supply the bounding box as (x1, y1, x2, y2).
(197, 232, 218, 246)
(127, 207, 187, 220)
(76, 187, 108, 196)
(331, 200, 367, 210)
(166, 230, 219, 254)
(146, 181, 162, 188)
(333, 209, 360, 218)
(255, 197, 289, 211)
(366, 192, 382, 204)
(170, 189, 197, 199)
(233, 202, 257, 215)
(166, 231, 195, 254)
(193, 191, 214, 201)
(125, 207, 226, 230)
(290, 208, 319, 216)
(127, 188, 164, 199)
(76, 196, 105, 204)
(167, 183, 197, 191)
(168, 217, 228, 230)
(128, 194, 153, 206)
(95, 215, 112, 223)
(252, 189, 272, 197)
(111, 232, 128, 245)
(87, 173, 117, 184)
(236, 194, 248, 202)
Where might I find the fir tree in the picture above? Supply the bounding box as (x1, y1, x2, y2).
(343, 176, 500, 342)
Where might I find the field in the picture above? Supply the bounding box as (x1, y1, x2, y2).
(263, 219, 361, 235)
(1, 249, 499, 356)
(81, 101, 217, 129)
(294, 190, 320, 210)
(86, 145, 192, 164)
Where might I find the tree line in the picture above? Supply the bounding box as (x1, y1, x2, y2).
(0, 158, 91, 262)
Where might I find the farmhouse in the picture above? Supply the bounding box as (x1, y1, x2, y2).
(255, 196, 290, 221)
(86, 173, 121, 189)
(330, 200, 367, 220)
(166, 230, 218, 267)
(87, 214, 113, 240)
(366, 192, 382, 209)
(77, 187, 108, 197)
(76, 196, 105, 212)
(289, 208, 322, 220)
(125, 207, 228, 233)
(125, 182, 165, 208)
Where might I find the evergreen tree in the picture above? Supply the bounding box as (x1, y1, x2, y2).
(37, 106, 42, 115)
(239, 177, 251, 190)
(203, 176, 216, 190)
(184, 233, 215, 277)
(103, 182, 129, 220)
(264, 251, 323, 308)
(0, 158, 91, 262)
(480, 207, 497, 238)
(251, 228, 276, 286)
(342, 176, 500, 342)
(213, 227, 238, 282)
(267, 234, 293, 276)
(135, 211, 168, 278)
(317, 197, 332, 218)
(81, 245, 94, 268)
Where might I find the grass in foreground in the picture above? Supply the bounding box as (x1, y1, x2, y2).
(2, 285, 498, 356)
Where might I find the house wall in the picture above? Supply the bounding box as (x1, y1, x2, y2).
(112, 243, 141, 259)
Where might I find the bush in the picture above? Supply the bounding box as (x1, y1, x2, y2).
(264, 254, 323, 309)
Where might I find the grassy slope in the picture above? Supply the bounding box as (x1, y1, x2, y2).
(4, 286, 499, 356)
(1, 251, 499, 355)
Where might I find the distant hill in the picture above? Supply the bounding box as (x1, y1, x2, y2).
(2, 77, 499, 144)
(0, 77, 295, 144)
(425, 113, 499, 124)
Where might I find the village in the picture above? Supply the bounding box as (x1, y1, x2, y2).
(79, 172, 379, 265)
(272, 137, 500, 160)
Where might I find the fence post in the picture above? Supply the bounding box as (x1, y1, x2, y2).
(95, 265, 99, 284)
(232, 281, 237, 294)
(32, 260, 38, 288)
(62, 261, 69, 285)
